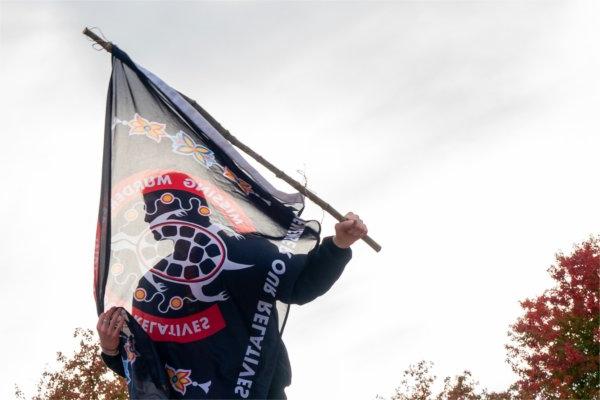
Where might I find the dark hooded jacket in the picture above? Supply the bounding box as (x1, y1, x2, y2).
(102, 236, 351, 399)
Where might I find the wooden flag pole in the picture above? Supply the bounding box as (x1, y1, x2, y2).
(83, 27, 112, 52)
(83, 27, 382, 253)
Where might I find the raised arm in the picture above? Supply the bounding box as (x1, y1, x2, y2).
(289, 212, 368, 305)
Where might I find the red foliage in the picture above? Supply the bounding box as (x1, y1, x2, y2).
(506, 237, 600, 399)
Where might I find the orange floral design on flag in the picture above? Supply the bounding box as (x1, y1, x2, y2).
(237, 179, 252, 195)
(166, 364, 192, 395)
(223, 166, 236, 182)
(128, 113, 166, 142)
(172, 131, 216, 167)
(223, 167, 253, 195)
(124, 339, 138, 364)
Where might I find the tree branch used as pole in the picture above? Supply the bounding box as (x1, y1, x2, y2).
(82, 27, 382, 253)
(83, 27, 113, 53)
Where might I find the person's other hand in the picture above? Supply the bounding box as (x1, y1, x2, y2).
(96, 306, 125, 355)
(333, 212, 368, 249)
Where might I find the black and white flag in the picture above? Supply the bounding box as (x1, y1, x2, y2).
(94, 45, 321, 399)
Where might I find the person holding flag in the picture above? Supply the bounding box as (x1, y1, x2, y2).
(98, 213, 367, 398)
(91, 40, 373, 399)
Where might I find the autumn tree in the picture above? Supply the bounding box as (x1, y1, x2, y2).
(379, 361, 515, 400)
(388, 360, 436, 400)
(15, 328, 128, 400)
(506, 237, 600, 399)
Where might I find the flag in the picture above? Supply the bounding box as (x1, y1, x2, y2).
(94, 45, 321, 399)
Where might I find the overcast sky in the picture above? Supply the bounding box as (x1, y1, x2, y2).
(1, 1, 598, 399)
